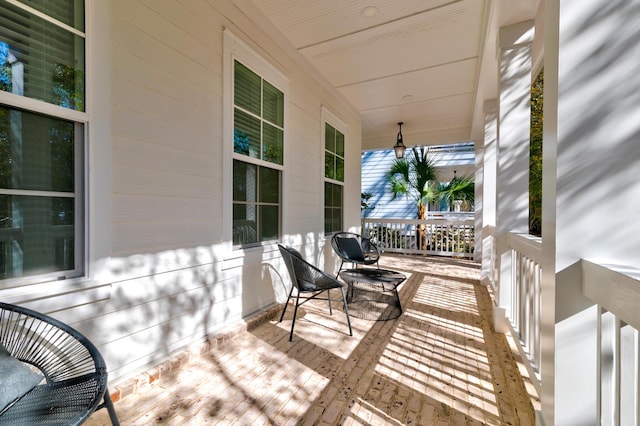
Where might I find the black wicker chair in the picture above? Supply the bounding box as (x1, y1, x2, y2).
(330, 231, 380, 277)
(0, 302, 119, 425)
(278, 244, 352, 341)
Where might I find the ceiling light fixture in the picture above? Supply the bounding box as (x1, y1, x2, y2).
(393, 122, 406, 159)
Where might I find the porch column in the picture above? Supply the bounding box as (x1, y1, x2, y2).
(543, 1, 640, 424)
(495, 21, 534, 319)
(473, 141, 483, 264)
(479, 100, 497, 284)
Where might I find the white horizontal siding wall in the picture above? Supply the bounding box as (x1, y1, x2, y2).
(38, 0, 362, 384)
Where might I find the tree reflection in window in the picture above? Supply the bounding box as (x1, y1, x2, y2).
(0, 43, 10, 91)
(52, 63, 84, 111)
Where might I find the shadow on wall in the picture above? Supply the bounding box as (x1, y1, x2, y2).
(90, 230, 337, 382)
(90, 244, 231, 380)
(552, 1, 640, 261)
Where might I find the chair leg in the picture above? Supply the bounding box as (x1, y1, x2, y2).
(289, 293, 301, 342)
(340, 287, 353, 336)
(335, 261, 345, 279)
(279, 286, 295, 322)
(327, 289, 333, 314)
(103, 390, 120, 426)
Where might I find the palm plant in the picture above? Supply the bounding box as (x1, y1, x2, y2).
(438, 174, 475, 211)
(361, 192, 375, 218)
(386, 146, 438, 219)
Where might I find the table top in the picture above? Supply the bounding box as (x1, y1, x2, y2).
(339, 268, 406, 285)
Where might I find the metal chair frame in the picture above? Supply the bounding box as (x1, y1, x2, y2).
(0, 302, 119, 426)
(330, 231, 381, 277)
(278, 244, 353, 341)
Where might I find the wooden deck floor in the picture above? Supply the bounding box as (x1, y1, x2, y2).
(86, 254, 539, 425)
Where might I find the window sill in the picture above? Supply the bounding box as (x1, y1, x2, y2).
(223, 242, 279, 270)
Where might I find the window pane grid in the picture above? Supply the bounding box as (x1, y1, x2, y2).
(325, 123, 335, 152)
(324, 123, 344, 183)
(233, 159, 281, 247)
(335, 131, 344, 157)
(234, 61, 261, 115)
(262, 122, 283, 164)
(324, 122, 344, 234)
(232, 57, 284, 247)
(0, 102, 83, 284)
(325, 153, 335, 180)
(0, 1, 86, 111)
(233, 109, 261, 159)
(233, 60, 284, 166)
(324, 181, 343, 234)
(263, 80, 284, 127)
(9, 0, 85, 33)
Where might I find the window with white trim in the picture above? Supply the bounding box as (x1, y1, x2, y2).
(0, 0, 85, 286)
(324, 122, 344, 234)
(232, 59, 284, 247)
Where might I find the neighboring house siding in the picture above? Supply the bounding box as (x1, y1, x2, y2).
(1, 0, 361, 384)
(361, 146, 475, 219)
(362, 150, 416, 219)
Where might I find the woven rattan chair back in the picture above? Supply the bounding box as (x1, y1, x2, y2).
(278, 244, 352, 341)
(330, 231, 380, 276)
(0, 302, 119, 426)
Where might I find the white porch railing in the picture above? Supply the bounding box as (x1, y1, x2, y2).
(491, 233, 640, 425)
(362, 214, 474, 259)
(365, 220, 640, 424)
(583, 260, 640, 426)
(483, 229, 543, 394)
(506, 233, 543, 385)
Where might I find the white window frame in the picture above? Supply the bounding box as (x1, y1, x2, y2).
(223, 30, 289, 251)
(0, 0, 112, 308)
(321, 106, 347, 235)
(0, 1, 86, 288)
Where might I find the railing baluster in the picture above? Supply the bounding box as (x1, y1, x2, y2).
(629, 328, 640, 426)
(534, 262, 541, 367)
(597, 305, 603, 426)
(601, 310, 620, 425)
(615, 316, 621, 426)
(621, 323, 638, 426)
(583, 262, 640, 426)
(361, 216, 475, 258)
(500, 232, 543, 395)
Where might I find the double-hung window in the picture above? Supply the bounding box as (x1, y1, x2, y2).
(0, 0, 85, 286)
(324, 122, 344, 234)
(232, 60, 284, 247)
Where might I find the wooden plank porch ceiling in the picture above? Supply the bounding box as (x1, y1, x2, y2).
(86, 254, 539, 425)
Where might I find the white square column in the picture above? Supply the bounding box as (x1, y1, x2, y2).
(543, 1, 640, 424)
(480, 100, 497, 285)
(495, 21, 534, 318)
